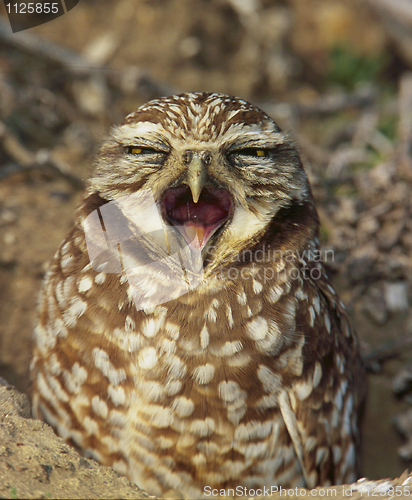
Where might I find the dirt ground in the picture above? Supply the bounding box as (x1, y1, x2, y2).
(3, 381, 412, 499)
(1, 0, 412, 494)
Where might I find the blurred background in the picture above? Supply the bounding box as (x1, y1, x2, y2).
(0, 0, 412, 482)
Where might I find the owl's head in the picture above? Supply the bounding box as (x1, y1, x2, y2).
(83, 92, 318, 271)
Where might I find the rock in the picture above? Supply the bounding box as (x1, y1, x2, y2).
(83, 33, 119, 66)
(334, 196, 359, 225)
(384, 282, 409, 312)
(347, 255, 378, 285)
(71, 76, 109, 117)
(393, 364, 412, 397)
(394, 408, 412, 461)
(377, 220, 404, 250)
(357, 215, 380, 241)
(362, 284, 388, 325)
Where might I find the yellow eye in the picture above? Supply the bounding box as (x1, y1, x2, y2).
(127, 147, 162, 155)
(230, 148, 269, 159)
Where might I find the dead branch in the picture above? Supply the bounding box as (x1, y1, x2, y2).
(0, 17, 92, 77)
(0, 17, 174, 97)
(261, 86, 377, 122)
(0, 120, 84, 188)
(363, 336, 412, 373)
(397, 72, 412, 177)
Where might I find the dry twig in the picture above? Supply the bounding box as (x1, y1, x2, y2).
(0, 17, 174, 97)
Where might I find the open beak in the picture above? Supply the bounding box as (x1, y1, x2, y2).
(162, 156, 232, 251)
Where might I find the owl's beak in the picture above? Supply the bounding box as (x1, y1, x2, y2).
(161, 148, 231, 252)
(186, 156, 209, 204)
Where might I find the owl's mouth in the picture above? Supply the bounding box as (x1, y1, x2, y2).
(162, 185, 232, 250)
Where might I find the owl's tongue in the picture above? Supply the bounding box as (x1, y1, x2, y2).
(163, 185, 231, 250)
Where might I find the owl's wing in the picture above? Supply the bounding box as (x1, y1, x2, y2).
(278, 389, 315, 487)
(279, 273, 365, 488)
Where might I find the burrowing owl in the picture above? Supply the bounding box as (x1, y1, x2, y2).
(31, 92, 365, 498)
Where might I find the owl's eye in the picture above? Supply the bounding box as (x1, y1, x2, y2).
(231, 148, 268, 158)
(127, 147, 162, 155)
